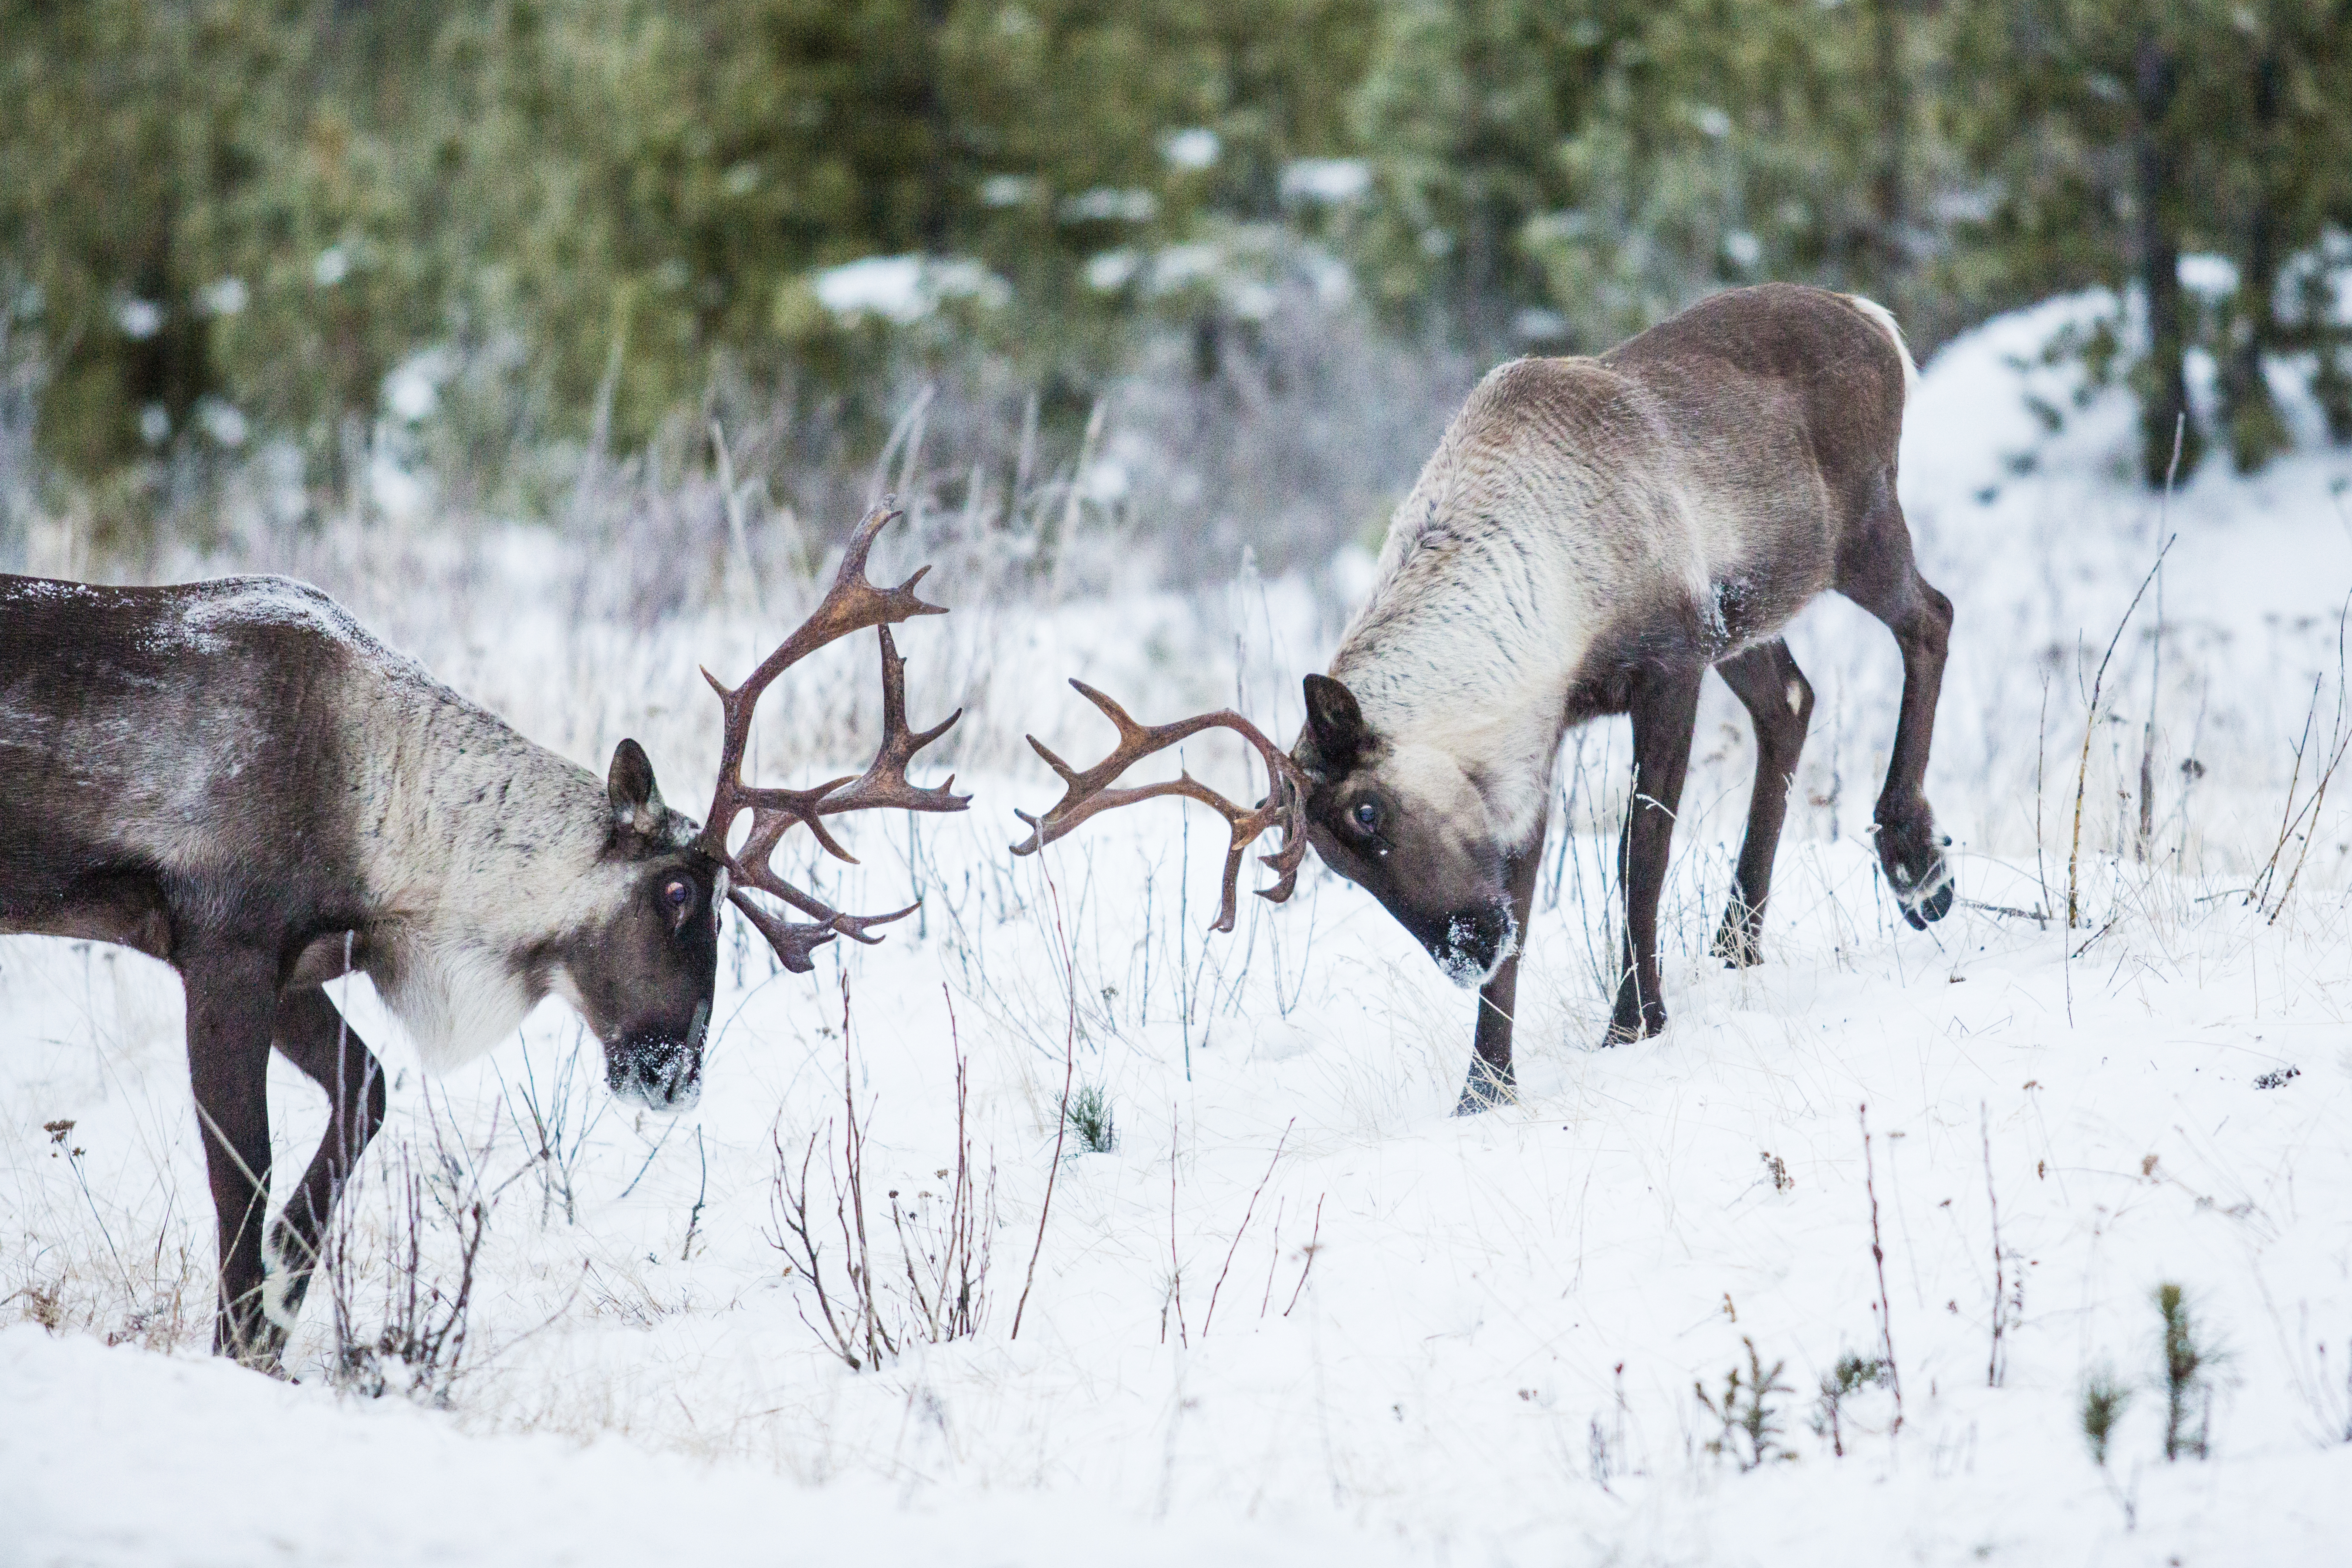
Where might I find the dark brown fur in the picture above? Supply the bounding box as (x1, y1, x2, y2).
(2, 574, 720, 1364)
(1291, 284, 1953, 1110)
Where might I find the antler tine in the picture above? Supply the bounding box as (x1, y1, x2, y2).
(1010, 682, 1308, 932)
(831, 902, 920, 944)
(698, 498, 969, 971)
(816, 625, 970, 818)
(751, 499, 948, 683)
(726, 888, 842, 974)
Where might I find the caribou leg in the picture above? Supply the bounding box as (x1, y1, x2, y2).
(1711, 639, 1815, 967)
(1608, 668, 1704, 1043)
(1837, 497, 1956, 927)
(262, 985, 386, 1352)
(1456, 841, 1543, 1115)
(182, 946, 282, 1367)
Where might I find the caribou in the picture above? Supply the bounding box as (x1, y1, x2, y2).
(0, 503, 964, 1365)
(1016, 283, 1954, 1112)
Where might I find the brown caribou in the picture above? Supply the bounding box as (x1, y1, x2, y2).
(1015, 284, 1954, 1111)
(0, 503, 964, 1364)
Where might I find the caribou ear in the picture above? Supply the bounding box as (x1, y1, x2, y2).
(1301, 674, 1368, 773)
(606, 739, 666, 833)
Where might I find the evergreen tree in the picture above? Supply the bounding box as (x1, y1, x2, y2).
(1346, 1, 1936, 355)
(1948, 0, 2352, 483)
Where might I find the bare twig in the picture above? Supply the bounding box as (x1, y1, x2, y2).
(2137, 415, 2180, 863)
(1859, 1103, 1903, 1435)
(1257, 1197, 1287, 1319)
(1283, 1195, 1326, 1317)
(1166, 1103, 1189, 1347)
(889, 988, 997, 1342)
(1010, 863, 1078, 1340)
(2068, 534, 2176, 926)
(1983, 1102, 2007, 1388)
(764, 978, 900, 1369)
(767, 1126, 867, 1369)
(2252, 598, 2350, 920)
(1202, 1119, 1293, 1337)
(679, 1126, 708, 1262)
(2034, 674, 2052, 916)
(324, 1129, 497, 1407)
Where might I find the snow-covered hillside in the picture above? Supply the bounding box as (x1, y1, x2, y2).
(5, 297, 2350, 1567)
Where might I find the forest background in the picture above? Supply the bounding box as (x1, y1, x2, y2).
(2, 0, 2349, 578)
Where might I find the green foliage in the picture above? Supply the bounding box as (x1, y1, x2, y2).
(0, 0, 1382, 497)
(1696, 1335, 1794, 1471)
(3, 0, 2345, 529)
(1811, 1349, 1890, 1458)
(1946, 0, 2352, 484)
(2153, 1281, 2223, 1461)
(1064, 1082, 1117, 1155)
(2080, 1361, 2132, 1467)
(1349, 0, 1938, 354)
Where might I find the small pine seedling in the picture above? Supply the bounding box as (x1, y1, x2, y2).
(2154, 1281, 2223, 1460)
(2081, 1362, 2132, 1466)
(1696, 1336, 1794, 1470)
(1812, 1351, 1891, 1458)
(1064, 1082, 1117, 1154)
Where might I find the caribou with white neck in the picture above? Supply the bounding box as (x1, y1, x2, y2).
(1018, 283, 1955, 1111)
(0, 503, 965, 1365)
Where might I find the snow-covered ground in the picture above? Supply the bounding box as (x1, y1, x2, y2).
(6, 295, 2352, 1566)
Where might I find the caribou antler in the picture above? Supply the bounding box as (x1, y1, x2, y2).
(1011, 681, 1308, 933)
(698, 500, 968, 972)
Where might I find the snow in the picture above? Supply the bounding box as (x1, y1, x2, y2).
(197, 277, 248, 319)
(1162, 128, 1221, 172)
(194, 396, 248, 449)
(0, 1328, 1409, 1567)
(1057, 188, 1160, 226)
(6, 294, 2352, 1566)
(810, 257, 1011, 326)
(113, 298, 163, 341)
(384, 349, 454, 424)
(1085, 248, 1141, 293)
(1279, 158, 1372, 206)
(2176, 254, 2239, 301)
(980, 174, 1041, 210)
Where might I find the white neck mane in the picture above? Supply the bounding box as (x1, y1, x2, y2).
(340, 663, 618, 1071)
(1330, 410, 1602, 846)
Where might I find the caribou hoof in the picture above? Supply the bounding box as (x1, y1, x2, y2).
(1604, 992, 1666, 1046)
(1898, 867, 1955, 929)
(1453, 1058, 1517, 1115)
(1876, 820, 1955, 930)
(1712, 906, 1764, 969)
(218, 1325, 293, 1377)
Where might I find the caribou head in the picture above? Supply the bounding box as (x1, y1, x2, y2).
(589, 500, 967, 1111)
(555, 733, 722, 1110)
(1288, 673, 1518, 987)
(1012, 287, 1953, 1116)
(1005, 669, 1511, 988)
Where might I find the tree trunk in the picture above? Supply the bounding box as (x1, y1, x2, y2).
(2224, 53, 2290, 472)
(2133, 35, 2201, 488)
(915, 0, 955, 254)
(1869, 0, 1907, 280)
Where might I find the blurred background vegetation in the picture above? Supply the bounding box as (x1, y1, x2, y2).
(2, 0, 2348, 579)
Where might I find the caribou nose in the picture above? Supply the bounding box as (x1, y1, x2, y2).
(1429, 902, 1517, 990)
(608, 1003, 708, 1112)
(609, 1042, 702, 1111)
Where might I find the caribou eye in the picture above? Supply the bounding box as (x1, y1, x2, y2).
(1351, 799, 1381, 832)
(662, 878, 695, 922)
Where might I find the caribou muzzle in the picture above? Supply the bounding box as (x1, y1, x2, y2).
(606, 1001, 708, 1112)
(1417, 901, 1518, 990)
